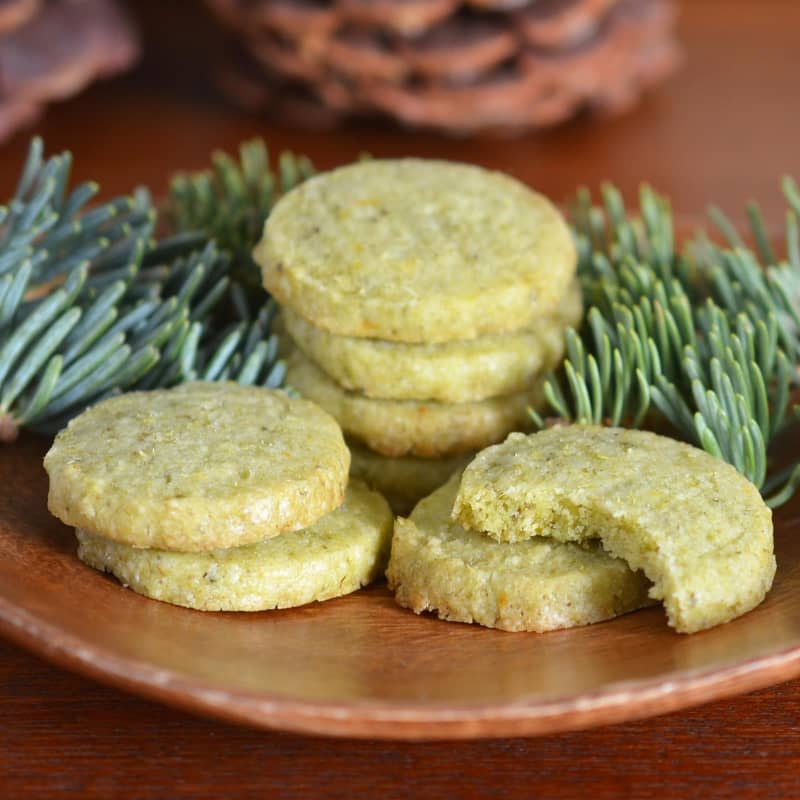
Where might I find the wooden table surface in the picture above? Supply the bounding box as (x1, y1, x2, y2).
(2, 1, 800, 797)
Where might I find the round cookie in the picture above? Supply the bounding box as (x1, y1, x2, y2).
(453, 427, 776, 633)
(283, 279, 583, 403)
(45, 382, 350, 552)
(77, 480, 393, 611)
(386, 474, 652, 633)
(256, 159, 576, 343)
(286, 350, 542, 457)
(348, 440, 474, 514)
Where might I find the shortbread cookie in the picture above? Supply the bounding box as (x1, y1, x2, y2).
(387, 474, 652, 632)
(45, 382, 350, 552)
(77, 480, 393, 611)
(453, 427, 775, 633)
(283, 279, 582, 402)
(256, 159, 576, 343)
(286, 350, 541, 457)
(348, 440, 473, 513)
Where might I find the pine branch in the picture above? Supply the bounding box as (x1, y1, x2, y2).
(190, 303, 286, 389)
(0, 139, 287, 441)
(531, 184, 800, 507)
(693, 181, 800, 369)
(166, 138, 314, 311)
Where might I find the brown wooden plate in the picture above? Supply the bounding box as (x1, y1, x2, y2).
(1, 433, 799, 740)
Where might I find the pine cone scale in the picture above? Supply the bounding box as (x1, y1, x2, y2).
(0, 0, 39, 35)
(338, 0, 461, 36)
(326, 31, 411, 83)
(254, 0, 340, 39)
(400, 17, 517, 81)
(515, 0, 620, 49)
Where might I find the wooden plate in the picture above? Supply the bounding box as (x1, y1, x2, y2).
(1, 433, 800, 740)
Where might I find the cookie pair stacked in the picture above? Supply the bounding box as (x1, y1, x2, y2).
(44, 382, 393, 611)
(257, 159, 581, 512)
(387, 426, 775, 634)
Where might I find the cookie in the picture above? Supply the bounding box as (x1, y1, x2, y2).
(283, 279, 582, 402)
(348, 439, 473, 514)
(256, 159, 576, 343)
(77, 480, 393, 611)
(45, 382, 350, 552)
(386, 474, 652, 632)
(286, 350, 542, 457)
(453, 427, 775, 633)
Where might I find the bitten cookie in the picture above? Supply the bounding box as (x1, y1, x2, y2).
(282, 279, 582, 402)
(77, 480, 393, 611)
(45, 382, 350, 552)
(387, 474, 652, 632)
(453, 427, 776, 633)
(256, 159, 576, 343)
(286, 350, 543, 457)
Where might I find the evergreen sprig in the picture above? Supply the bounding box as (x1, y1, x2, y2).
(188, 302, 285, 388)
(530, 184, 800, 506)
(0, 139, 286, 441)
(167, 138, 314, 311)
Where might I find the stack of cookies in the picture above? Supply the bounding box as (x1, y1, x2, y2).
(255, 158, 581, 512)
(44, 382, 393, 611)
(388, 426, 776, 634)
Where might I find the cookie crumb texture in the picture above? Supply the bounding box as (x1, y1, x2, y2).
(257, 159, 576, 343)
(387, 475, 652, 632)
(454, 426, 776, 633)
(45, 382, 350, 552)
(77, 480, 393, 611)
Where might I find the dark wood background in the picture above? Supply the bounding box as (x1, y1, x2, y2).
(2, 1, 800, 797)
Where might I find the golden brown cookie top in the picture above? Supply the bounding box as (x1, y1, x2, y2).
(45, 382, 350, 552)
(256, 159, 576, 343)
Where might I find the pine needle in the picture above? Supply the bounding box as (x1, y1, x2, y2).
(0, 139, 288, 440)
(534, 183, 800, 506)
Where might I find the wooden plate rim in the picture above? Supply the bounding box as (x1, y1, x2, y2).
(2, 588, 800, 740)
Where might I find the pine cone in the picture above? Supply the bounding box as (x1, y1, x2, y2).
(0, 0, 139, 142)
(207, 0, 680, 135)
